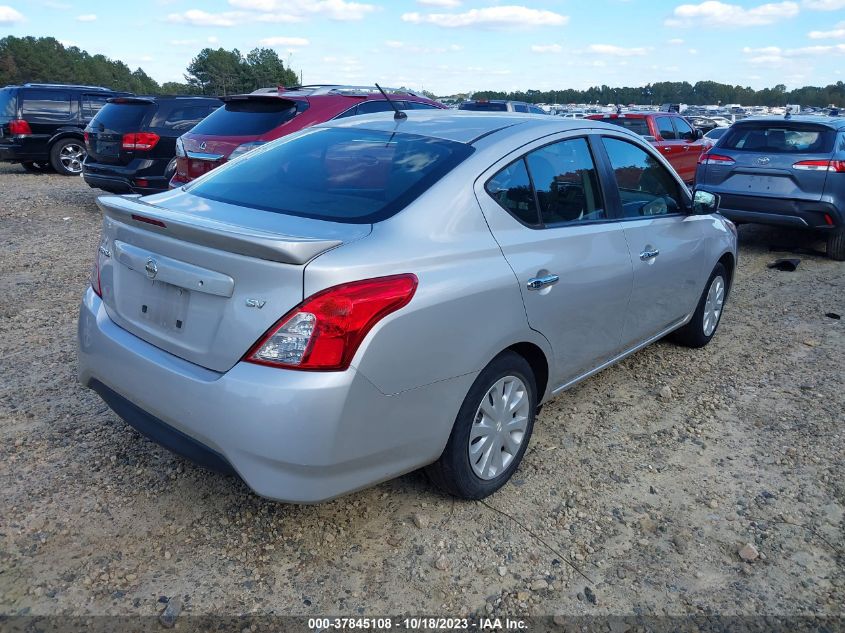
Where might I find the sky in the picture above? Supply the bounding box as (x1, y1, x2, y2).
(1, 0, 844, 95)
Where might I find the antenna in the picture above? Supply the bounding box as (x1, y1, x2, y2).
(375, 83, 407, 120)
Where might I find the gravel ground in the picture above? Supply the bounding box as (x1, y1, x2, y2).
(0, 164, 843, 623)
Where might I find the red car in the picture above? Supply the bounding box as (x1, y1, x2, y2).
(586, 111, 706, 183)
(170, 85, 445, 187)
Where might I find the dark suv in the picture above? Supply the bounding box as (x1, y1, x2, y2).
(696, 115, 845, 260)
(83, 96, 221, 194)
(0, 83, 130, 175)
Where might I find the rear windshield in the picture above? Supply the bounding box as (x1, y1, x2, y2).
(90, 102, 152, 132)
(189, 98, 301, 136)
(721, 123, 835, 153)
(599, 117, 651, 137)
(0, 88, 17, 118)
(459, 102, 508, 112)
(186, 127, 475, 224)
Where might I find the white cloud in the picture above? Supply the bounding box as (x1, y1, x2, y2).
(228, 0, 376, 21)
(809, 21, 845, 37)
(166, 10, 248, 26)
(417, 0, 461, 6)
(401, 5, 569, 28)
(258, 36, 310, 47)
(802, 0, 845, 8)
(75, 13, 96, 21)
(531, 44, 563, 53)
(588, 44, 651, 56)
(742, 42, 845, 64)
(668, 38, 685, 44)
(208, 36, 220, 43)
(0, 5, 25, 23)
(665, 1, 799, 27)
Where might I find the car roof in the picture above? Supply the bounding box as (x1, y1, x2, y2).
(733, 115, 845, 129)
(320, 110, 629, 144)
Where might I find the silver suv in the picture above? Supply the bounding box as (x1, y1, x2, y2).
(78, 112, 737, 502)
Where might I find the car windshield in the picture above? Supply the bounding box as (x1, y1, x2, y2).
(721, 123, 835, 153)
(0, 88, 16, 118)
(459, 102, 508, 112)
(187, 127, 475, 224)
(600, 118, 650, 137)
(189, 98, 301, 136)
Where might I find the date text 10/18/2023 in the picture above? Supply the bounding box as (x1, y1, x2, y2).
(308, 617, 528, 630)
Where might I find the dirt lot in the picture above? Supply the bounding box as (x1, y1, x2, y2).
(0, 164, 842, 623)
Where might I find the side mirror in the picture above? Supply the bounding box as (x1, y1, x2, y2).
(696, 129, 704, 140)
(692, 189, 720, 214)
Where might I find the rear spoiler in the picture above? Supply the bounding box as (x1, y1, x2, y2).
(221, 94, 299, 106)
(97, 195, 342, 265)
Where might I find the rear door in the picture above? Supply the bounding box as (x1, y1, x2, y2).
(596, 135, 707, 346)
(20, 88, 75, 139)
(698, 122, 836, 202)
(475, 134, 633, 386)
(85, 99, 155, 165)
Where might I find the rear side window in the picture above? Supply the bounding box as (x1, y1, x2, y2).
(83, 94, 111, 119)
(527, 138, 604, 225)
(486, 159, 538, 226)
(187, 128, 474, 224)
(156, 104, 219, 131)
(90, 102, 151, 132)
(459, 102, 508, 112)
(22, 90, 72, 118)
(407, 101, 440, 110)
(0, 88, 16, 117)
(600, 117, 650, 137)
(189, 99, 302, 136)
(655, 117, 677, 140)
(528, 105, 546, 115)
(602, 137, 684, 218)
(513, 103, 528, 113)
(721, 124, 835, 153)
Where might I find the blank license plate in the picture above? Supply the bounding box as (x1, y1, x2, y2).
(138, 280, 190, 332)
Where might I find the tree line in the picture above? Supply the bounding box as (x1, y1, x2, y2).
(472, 80, 845, 107)
(1, 36, 843, 106)
(0, 36, 298, 96)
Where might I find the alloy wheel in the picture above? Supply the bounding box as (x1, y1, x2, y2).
(59, 143, 85, 174)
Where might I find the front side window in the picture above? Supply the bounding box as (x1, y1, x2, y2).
(22, 90, 72, 118)
(602, 137, 684, 218)
(525, 138, 604, 225)
(485, 159, 538, 226)
(187, 127, 474, 224)
(655, 117, 677, 140)
(674, 117, 697, 141)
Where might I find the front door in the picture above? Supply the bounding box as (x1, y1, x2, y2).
(475, 135, 634, 387)
(597, 135, 708, 347)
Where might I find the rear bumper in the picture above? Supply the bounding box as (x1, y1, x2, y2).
(0, 136, 48, 162)
(716, 193, 841, 229)
(82, 159, 170, 195)
(77, 289, 471, 503)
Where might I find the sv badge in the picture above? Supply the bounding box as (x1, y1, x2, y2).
(245, 299, 266, 309)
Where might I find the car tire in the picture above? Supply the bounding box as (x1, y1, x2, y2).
(49, 138, 86, 176)
(426, 350, 537, 500)
(21, 161, 52, 172)
(826, 228, 845, 261)
(669, 262, 728, 348)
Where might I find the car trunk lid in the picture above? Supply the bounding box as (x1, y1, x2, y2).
(95, 192, 370, 372)
(85, 98, 156, 166)
(701, 121, 836, 202)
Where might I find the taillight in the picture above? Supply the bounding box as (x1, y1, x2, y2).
(698, 153, 735, 166)
(245, 274, 418, 371)
(121, 132, 160, 151)
(90, 242, 109, 297)
(9, 119, 32, 135)
(793, 159, 845, 173)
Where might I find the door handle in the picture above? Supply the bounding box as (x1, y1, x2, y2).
(527, 274, 560, 290)
(640, 248, 660, 261)
(662, 146, 671, 152)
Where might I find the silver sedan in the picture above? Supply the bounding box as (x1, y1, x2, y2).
(78, 111, 737, 502)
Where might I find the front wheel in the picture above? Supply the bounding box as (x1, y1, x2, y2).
(49, 138, 86, 176)
(426, 351, 537, 499)
(669, 263, 728, 348)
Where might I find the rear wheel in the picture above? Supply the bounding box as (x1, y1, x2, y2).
(49, 138, 85, 176)
(426, 351, 536, 499)
(669, 263, 727, 348)
(826, 228, 845, 261)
